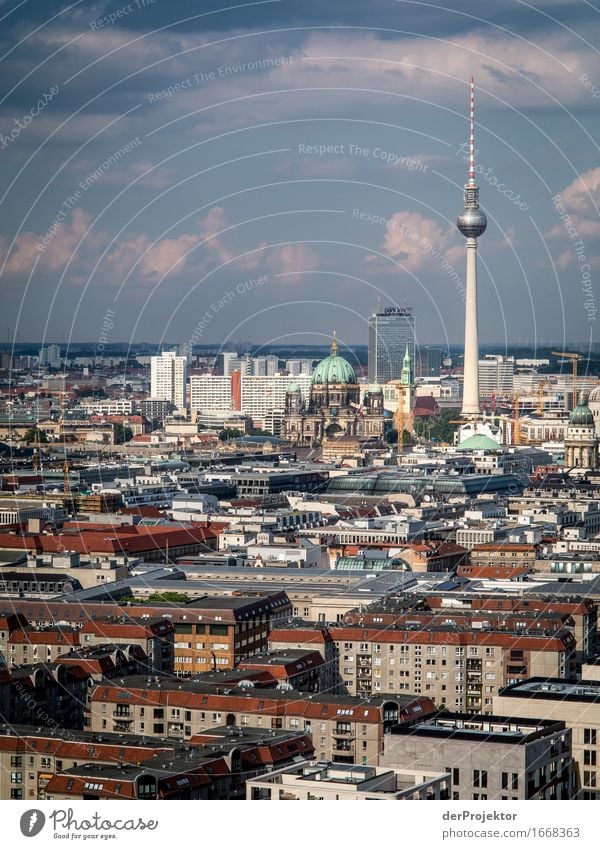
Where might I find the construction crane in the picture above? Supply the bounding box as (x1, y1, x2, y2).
(535, 378, 550, 417)
(551, 351, 582, 406)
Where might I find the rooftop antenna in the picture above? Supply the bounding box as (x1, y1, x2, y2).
(468, 76, 476, 186)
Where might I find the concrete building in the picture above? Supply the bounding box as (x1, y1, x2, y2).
(495, 678, 600, 799)
(88, 679, 435, 764)
(247, 761, 450, 800)
(325, 625, 575, 709)
(381, 713, 573, 800)
(189, 375, 233, 412)
(368, 307, 415, 383)
(150, 351, 187, 409)
(478, 355, 515, 397)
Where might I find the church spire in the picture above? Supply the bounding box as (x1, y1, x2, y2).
(401, 345, 413, 385)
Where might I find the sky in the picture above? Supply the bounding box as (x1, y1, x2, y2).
(0, 0, 599, 356)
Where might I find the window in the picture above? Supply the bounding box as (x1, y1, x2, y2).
(501, 772, 508, 790)
(10, 756, 22, 767)
(473, 769, 487, 788)
(511, 773, 519, 791)
(584, 729, 597, 745)
(209, 625, 228, 636)
(10, 789, 22, 799)
(453, 768, 459, 786)
(11, 772, 22, 784)
(584, 750, 597, 766)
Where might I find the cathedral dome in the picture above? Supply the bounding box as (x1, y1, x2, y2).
(569, 393, 594, 427)
(311, 336, 357, 385)
(286, 381, 299, 393)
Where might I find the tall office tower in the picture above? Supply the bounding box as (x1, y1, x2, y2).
(150, 350, 187, 409)
(265, 355, 279, 375)
(457, 78, 487, 415)
(478, 355, 515, 397)
(215, 351, 238, 375)
(368, 307, 415, 383)
(252, 357, 267, 376)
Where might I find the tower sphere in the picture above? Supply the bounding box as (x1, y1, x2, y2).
(457, 207, 487, 238)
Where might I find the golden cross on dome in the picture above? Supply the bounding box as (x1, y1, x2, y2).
(331, 330, 338, 356)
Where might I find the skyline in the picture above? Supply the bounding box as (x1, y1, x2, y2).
(0, 1, 598, 352)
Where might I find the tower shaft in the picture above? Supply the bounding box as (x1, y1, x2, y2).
(457, 78, 486, 417)
(462, 238, 480, 414)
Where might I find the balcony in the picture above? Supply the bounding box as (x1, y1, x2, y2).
(334, 728, 355, 738)
(113, 712, 133, 720)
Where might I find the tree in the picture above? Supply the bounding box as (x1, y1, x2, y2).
(113, 423, 133, 444)
(413, 409, 460, 444)
(147, 591, 191, 603)
(219, 428, 244, 441)
(23, 427, 47, 445)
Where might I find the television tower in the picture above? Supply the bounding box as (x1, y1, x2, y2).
(457, 78, 487, 415)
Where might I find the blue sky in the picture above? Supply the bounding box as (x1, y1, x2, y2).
(0, 0, 599, 354)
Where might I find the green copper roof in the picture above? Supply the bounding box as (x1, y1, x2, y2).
(311, 336, 357, 385)
(459, 434, 501, 451)
(286, 381, 299, 393)
(569, 392, 594, 426)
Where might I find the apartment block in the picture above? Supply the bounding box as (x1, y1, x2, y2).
(494, 678, 600, 799)
(87, 678, 435, 766)
(381, 713, 573, 800)
(327, 626, 576, 711)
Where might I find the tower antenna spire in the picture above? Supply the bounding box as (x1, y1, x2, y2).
(469, 77, 476, 185)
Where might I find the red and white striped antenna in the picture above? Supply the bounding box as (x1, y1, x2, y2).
(469, 77, 476, 184)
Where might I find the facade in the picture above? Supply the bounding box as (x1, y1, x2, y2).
(368, 307, 415, 383)
(150, 351, 187, 409)
(478, 355, 515, 397)
(88, 680, 435, 764)
(189, 375, 233, 412)
(382, 713, 573, 800)
(564, 393, 599, 469)
(284, 337, 386, 446)
(494, 679, 600, 799)
(241, 374, 311, 426)
(325, 625, 575, 710)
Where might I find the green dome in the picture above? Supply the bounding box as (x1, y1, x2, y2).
(369, 382, 383, 394)
(311, 338, 357, 385)
(286, 381, 299, 393)
(569, 393, 594, 426)
(459, 434, 501, 451)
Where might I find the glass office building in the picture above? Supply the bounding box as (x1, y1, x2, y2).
(368, 307, 416, 383)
